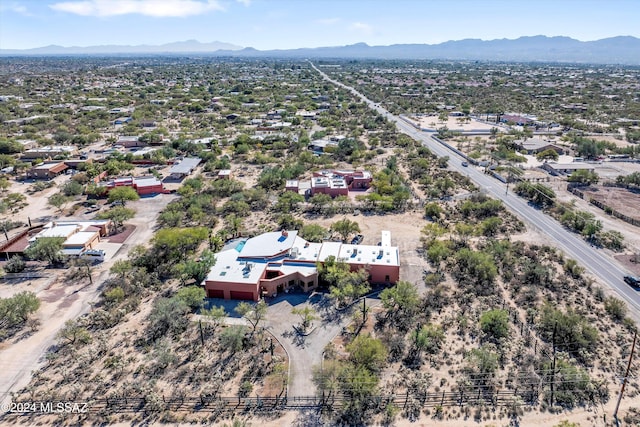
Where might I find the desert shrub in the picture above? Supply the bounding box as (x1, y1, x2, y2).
(219, 325, 247, 354)
(480, 309, 510, 341)
(0, 291, 40, 336)
(604, 297, 627, 321)
(4, 256, 26, 273)
(541, 359, 595, 408)
(538, 303, 598, 362)
(175, 286, 206, 311)
(104, 287, 125, 306)
(451, 248, 498, 296)
(146, 297, 190, 341)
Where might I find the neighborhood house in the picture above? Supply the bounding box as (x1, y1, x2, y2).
(28, 220, 111, 257)
(202, 230, 400, 301)
(286, 169, 373, 197)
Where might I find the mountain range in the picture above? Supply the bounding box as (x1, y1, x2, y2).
(1, 36, 639, 64)
(0, 40, 242, 55)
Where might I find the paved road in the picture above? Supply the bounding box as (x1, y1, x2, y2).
(310, 62, 640, 323)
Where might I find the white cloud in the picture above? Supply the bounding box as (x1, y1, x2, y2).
(0, 3, 31, 15)
(49, 0, 224, 17)
(349, 21, 373, 35)
(316, 17, 340, 25)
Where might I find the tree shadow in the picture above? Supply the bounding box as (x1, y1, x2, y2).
(290, 408, 327, 426)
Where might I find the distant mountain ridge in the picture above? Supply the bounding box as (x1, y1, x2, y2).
(0, 40, 243, 55)
(1, 36, 639, 64)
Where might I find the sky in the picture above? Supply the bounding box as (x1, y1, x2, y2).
(1, 0, 639, 50)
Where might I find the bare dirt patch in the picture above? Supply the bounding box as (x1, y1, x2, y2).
(106, 224, 137, 243)
(614, 254, 640, 276)
(579, 185, 640, 224)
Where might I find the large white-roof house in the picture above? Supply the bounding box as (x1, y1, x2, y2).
(203, 230, 400, 301)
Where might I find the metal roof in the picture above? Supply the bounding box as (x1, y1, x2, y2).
(170, 157, 201, 175)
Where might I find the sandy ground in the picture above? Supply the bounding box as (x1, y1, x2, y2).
(99, 397, 638, 427)
(0, 193, 176, 409)
(409, 115, 507, 132)
(553, 185, 640, 255)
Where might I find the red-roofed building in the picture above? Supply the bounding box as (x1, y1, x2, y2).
(26, 162, 68, 179)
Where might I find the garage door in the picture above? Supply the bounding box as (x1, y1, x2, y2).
(207, 289, 224, 299)
(230, 291, 255, 301)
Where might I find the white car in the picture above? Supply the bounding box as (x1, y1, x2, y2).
(80, 249, 105, 263)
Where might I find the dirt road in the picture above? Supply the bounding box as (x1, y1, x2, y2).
(0, 194, 175, 408)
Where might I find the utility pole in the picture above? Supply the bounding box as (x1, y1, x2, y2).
(550, 321, 557, 408)
(614, 330, 637, 420)
(362, 297, 366, 324)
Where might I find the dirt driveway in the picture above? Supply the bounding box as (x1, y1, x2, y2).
(0, 194, 176, 409)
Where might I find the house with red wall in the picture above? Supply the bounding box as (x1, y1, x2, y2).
(99, 175, 164, 196)
(203, 230, 399, 301)
(301, 169, 373, 197)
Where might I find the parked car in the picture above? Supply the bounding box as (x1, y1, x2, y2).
(623, 275, 640, 289)
(80, 249, 105, 263)
(351, 234, 364, 245)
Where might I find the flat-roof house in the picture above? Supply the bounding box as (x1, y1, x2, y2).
(501, 114, 533, 126)
(117, 135, 146, 148)
(27, 162, 68, 179)
(311, 175, 349, 197)
(169, 157, 201, 179)
(285, 180, 299, 192)
(217, 169, 232, 180)
(203, 230, 399, 301)
(541, 162, 595, 176)
(309, 170, 372, 196)
(62, 231, 101, 255)
(22, 145, 77, 160)
(27, 220, 111, 256)
(99, 175, 164, 196)
(290, 170, 373, 198)
(109, 107, 134, 114)
(308, 139, 338, 153)
(296, 111, 317, 120)
(133, 176, 164, 195)
(516, 138, 566, 155)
